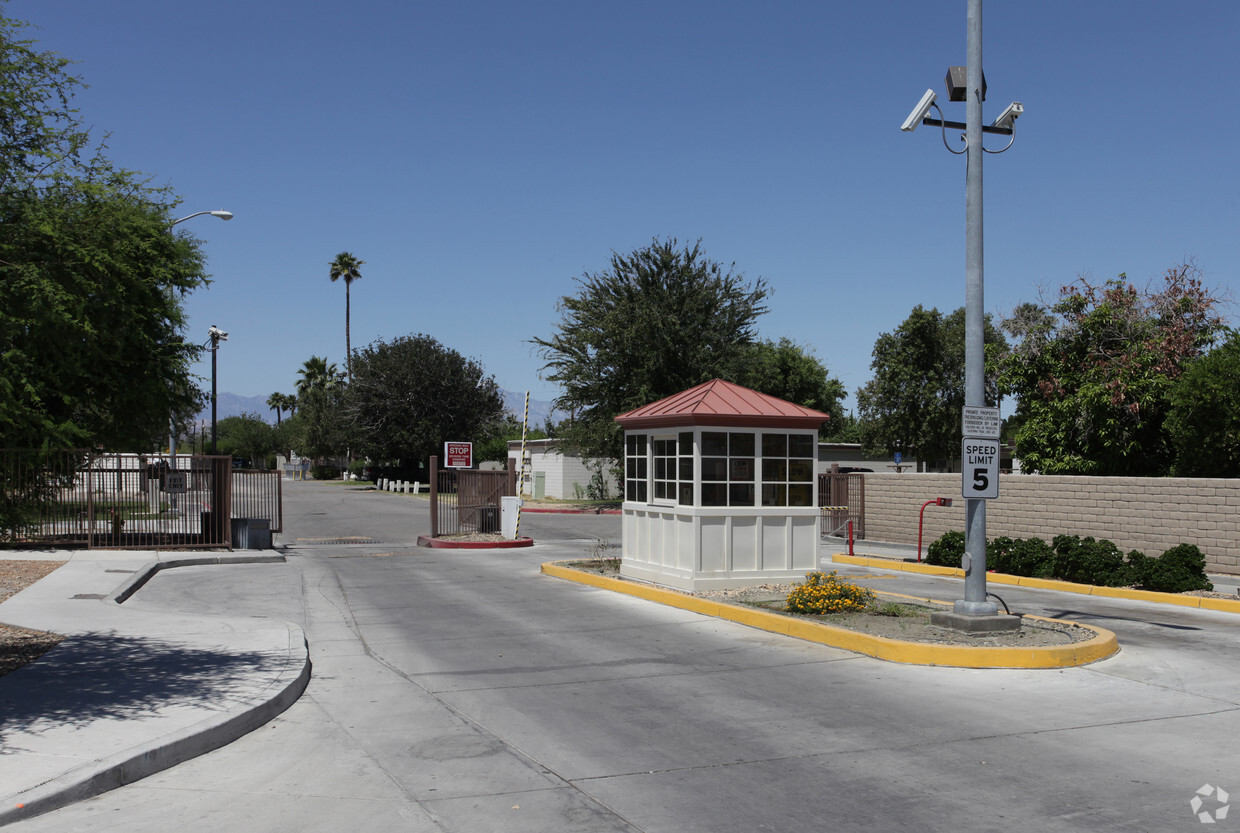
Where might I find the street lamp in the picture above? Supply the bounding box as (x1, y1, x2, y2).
(208, 325, 229, 455)
(159, 209, 233, 508)
(172, 209, 234, 226)
(166, 209, 233, 478)
(900, 0, 1023, 628)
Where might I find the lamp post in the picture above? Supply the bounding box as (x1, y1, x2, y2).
(900, 0, 1023, 625)
(167, 210, 233, 465)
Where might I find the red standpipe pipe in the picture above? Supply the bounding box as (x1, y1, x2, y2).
(917, 497, 953, 562)
(917, 500, 935, 562)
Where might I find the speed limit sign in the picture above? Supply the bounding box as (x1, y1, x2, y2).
(961, 437, 999, 499)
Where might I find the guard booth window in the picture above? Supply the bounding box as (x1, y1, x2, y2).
(761, 432, 816, 506)
(701, 431, 755, 507)
(625, 434, 647, 502)
(652, 436, 678, 503)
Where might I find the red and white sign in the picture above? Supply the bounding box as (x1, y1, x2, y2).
(444, 442, 473, 469)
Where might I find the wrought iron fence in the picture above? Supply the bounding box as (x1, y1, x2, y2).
(1, 450, 282, 549)
(818, 472, 865, 539)
(429, 456, 516, 537)
(232, 468, 283, 534)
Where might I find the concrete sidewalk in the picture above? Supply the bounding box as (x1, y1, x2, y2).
(0, 551, 309, 827)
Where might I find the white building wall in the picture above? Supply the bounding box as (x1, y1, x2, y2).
(508, 440, 620, 500)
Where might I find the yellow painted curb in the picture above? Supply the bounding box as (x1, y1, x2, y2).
(832, 554, 1240, 614)
(541, 561, 1118, 669)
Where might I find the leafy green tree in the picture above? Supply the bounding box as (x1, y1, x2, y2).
(855, 305, 1005, 465)
(728, 338, 845, 427)
(215, 412, 277, 467)
(474, 414, 549, 464)
(821, 412, 863, 444)
(1166, 328, 1240, 477)
(287, 384, 349, 463)
(329, 251, 364, 382)
(347, 334, 504, 470)
(998, 264, 1224, 475)
(0, 6, 209, 451)
(532, 237, 770, 462)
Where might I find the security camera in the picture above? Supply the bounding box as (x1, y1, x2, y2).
(208, 325, 229, 342)
(991, 101, 1024, 130)
(900, 89, 937, 132)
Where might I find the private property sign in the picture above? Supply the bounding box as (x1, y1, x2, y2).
(962, 406, 1001, 439)
(444, 442, 473, 468)
(961, 437, 1000, 499)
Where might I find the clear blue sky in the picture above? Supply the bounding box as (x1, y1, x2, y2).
(13, 0, 1239, 416)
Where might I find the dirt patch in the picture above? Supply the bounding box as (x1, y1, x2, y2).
(0, 560, 67, 678)
(564, 560, 1096, 648)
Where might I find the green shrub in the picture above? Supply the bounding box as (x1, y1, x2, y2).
(1141, 544, 1213, 593)
(311, 464, 341, 481)
(1051, 535, 1131, 587)
(923, 532, 1214, 594)
(925, 530, 965, 568)
(987, 536, 1056, 578)
(786, 571, 876, 615)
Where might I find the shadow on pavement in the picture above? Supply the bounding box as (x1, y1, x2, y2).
(0, 631, 289, 746)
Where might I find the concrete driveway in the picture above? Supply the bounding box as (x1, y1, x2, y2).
(9, 479, 1239, 832)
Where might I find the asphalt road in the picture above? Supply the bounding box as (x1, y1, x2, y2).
(12, 479, 1240, 832)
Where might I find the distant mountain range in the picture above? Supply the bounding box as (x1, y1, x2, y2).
(196, 389, 561, 427)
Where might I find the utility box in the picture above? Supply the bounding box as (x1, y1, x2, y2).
(501, 496, 523, 539)
(230, 517, 271, 550)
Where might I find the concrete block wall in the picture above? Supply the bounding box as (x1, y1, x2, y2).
(863, 473, 1240, 575)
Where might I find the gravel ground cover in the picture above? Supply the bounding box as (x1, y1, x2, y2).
(564, 560, 1097, 648)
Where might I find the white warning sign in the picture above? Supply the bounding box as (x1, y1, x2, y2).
(961, 437, 999, 499)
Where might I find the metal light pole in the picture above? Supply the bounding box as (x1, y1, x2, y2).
(900, 0, 1024, 624)
(959, 0, 995, 616)
(167, 210, 233, 465)
(208, 325, 229, 455)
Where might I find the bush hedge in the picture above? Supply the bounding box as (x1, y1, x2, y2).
(923, 532, 1212, 594)
(310, 463, 341, 481)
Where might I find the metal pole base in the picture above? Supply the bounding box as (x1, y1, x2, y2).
(932, 608, 1020, 634)
(952, 598, 1001, 616)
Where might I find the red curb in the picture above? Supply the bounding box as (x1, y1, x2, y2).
(416, 535, 535, 549)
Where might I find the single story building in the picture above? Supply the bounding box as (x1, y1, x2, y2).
(506, 438, 620, 500)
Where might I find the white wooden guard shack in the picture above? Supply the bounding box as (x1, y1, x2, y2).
(615, 379, 830, 592)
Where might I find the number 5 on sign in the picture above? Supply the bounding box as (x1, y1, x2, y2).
(961, 437, 999, 499)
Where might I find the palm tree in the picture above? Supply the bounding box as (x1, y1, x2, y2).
(329, 251, 365, 382)
(267, 392, 288, 426)
(296, 356, 343, 396)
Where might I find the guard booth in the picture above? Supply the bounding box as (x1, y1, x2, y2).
(615, 379, 829, 591)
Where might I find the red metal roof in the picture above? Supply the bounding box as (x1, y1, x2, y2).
(614, 379, 830, 430)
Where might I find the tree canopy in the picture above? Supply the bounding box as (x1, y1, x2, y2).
(728, 338, 845, 425)
(1166, 328, 1240, 477)
(215, 413, 278, 468)
(532, 237, 771, 461)
(0, 6, 210, 451)
(855, 305, 1006, 465)
(346, 334, 504, 469)
(998, 264, 1225, 475)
